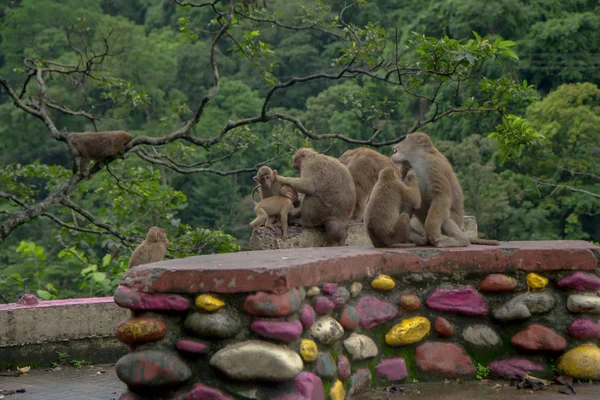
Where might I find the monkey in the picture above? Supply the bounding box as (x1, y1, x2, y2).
(128, 226, 169, 269)
(250, 185, 296, 239)
(391, 132, 500, 248)
(251, 166, 300, 207)
(69, 130, 133, 177)
(274, 148, 356, 247)
(364, 164, 426, 248)
(339, 148, 395, 221)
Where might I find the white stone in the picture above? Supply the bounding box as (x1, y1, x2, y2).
(462, 325, 500, 347)
(310, 316, 344, 345)
(306, 287, 321, 297)
(343, 333, 378, 360)
(350, 282, 362, 297)
(210, 340, 303, 381)
(567, 295, 600, 314)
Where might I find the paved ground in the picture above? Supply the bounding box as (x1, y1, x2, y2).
(1, 364, 600, 399)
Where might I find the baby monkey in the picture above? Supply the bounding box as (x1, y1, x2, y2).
(250, 185, 295, 239)
(128, 226, 169, 269)
(364, 161, 424, 248)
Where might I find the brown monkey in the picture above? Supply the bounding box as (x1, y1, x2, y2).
(128, 226, 169, 269)
(274, 148, 356, 246)
(391, 132, 500, 247)
(364, 165, 425, 248)
(250, 186, 295, 239)
(252, 166, 300, 207)
(70, 130, 133, 177)
(339, 148, 394, 221)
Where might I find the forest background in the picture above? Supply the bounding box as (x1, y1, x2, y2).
(0, 0, 598, 302)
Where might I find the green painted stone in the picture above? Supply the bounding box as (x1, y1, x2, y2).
(115, 350, 191, 388)
(184, 310, 242, 339)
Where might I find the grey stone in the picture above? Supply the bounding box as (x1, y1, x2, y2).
(210, 340, 303, 382)
(310, 316, 344, 345)
(184, 310, 242, 338)
(343, 333, 378, 361)
(567, 295, 600, 314)
(348, 369, 372, 397)
(315, 352, 337, 379)
(350, 282, 362, 297)
(462, 325, 500, 347)
(493, 293, 556, 321)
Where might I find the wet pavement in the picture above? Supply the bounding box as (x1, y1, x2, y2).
(1, 364, 599, 399)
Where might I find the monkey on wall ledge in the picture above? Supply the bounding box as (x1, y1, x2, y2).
(69, 130, 133, 177)
(128, 226, 169, 269)
(250, 185, 296, 239)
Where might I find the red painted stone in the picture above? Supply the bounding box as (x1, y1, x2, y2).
(376, 358, 408, 381)
(115, 350, 191, 388)
(118, 241, 598, 295)
(17, 294, 39, 306)
(337, 354, 351, 381)
(114, 286, 190, 312)
(339, 306, 360, 330)
(314, 296, 335, 314)
(185, 383, 234, 400)
(243, 289, 301, 317)
(480, 274, 518, 292)
(426, 286, 488, 316)
(434, 317, 454, 337)
(415, 342, 475, 378)
(557, 272, 600, 292)
(355, 296, 398, 329)
(399, 294, 421, 311)
(511, 324, 567, 351)
(321, 283, 339, 295)
(300, 304, 316, 329)
(250, 320, 303, 342)
(568, 318, 600, 340)
(176, 339, 209, 355)
(116, 317, 167, 346)
(488, 358, 544, 379)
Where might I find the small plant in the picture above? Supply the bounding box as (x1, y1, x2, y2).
(476, 363, 490, 380)
(70, 359, 88, 368)
(410, 377, 419, 383)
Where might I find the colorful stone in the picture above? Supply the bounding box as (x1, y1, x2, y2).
(479, 274, 517, 293)
(376, 358, 408, 381)
(328, 287, 350, 309)
(526, 273, 548, 291)
(306, 287, 321, 297)
(557, 272, 600, 292)
(462, 325, 500, 347)
(488, 358, 544, 379)
(493, 293, 556, 321)
(355, 296, 398, 329)
(337, 355, 351, 381)
(371, 274, 395, 291)
(116, 317, 167, 346)
(343, 333, 378, 360)
(511, 324, 567, 351)
(315, 352, 337, 379)
(348, 369, 372, 397)
(293, 372, 325, 400)
(434, 316, 454, 337)
(250, 320, 303, 342)
(321, 283, 338, 295)
(339, 306, 360, 330)
(185, 383, 234, 400)
(314, 296, 335, 314)
(114, 286, 190, 312)
(399, 294, 421, 311)
(568, 318, 600, 340)
(300, 339, 318, 362)
(558, 344, 600, 380)
(175, 339, 209, 355)
(310, 316, 344, 345)
(567, 295, 600, 314)
(195, 294, 224, 312)
(426, 286, 488, 317)
(184, 311, 242, 339)
(300, 304, 316, 329)
(329, 380, 346, 400)
(415, 342, 475, 378)
(243, 289, 301, 317)
(115, 350, 191, 388)
(385, 316, 431, 346)
(350, 282, 362, 297)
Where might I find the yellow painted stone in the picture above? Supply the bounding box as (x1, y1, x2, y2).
(329, 379, 346, 400)
(558, 344, 600, 380)
(385, 316, 431, 346)
(300, 339, 318, 362)
(371, 274, 395, 291)
(526, 273, 548, 291)
(195, 294, 225, 312)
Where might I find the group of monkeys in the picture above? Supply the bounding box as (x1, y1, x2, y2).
(250, 132, 499, 248)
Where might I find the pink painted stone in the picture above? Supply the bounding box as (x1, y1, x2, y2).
(321, 283, 339, 295)
(376, 358, 408, 381)
(511, 324, 567, 351)
(337, 354, 351, 381)
(243, 289, 301, 317)
(415, 342, 475, 378)
(185, 383, 234, 400)
(250, 320, 303, 342)
(328, 287, 350, 309)
(314, 296, 335, 314)
(557, 272, 600, 292)
(568, 318, 600, 340)
(17, 294, 39, 306)
(114, 286, 190, 312)
(356, 296, 398, 329)
(176, 339, 209, 355)
(426, 286, 488, 316)
(488, 358, 544, 379)
(300, 304, 316, 329)
(276, 372, 325, 400)
(339, 306, 360, 330)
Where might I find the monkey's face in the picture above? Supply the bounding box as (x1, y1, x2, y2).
(391, 133, 430, 164)
(147, 227, 168, 246)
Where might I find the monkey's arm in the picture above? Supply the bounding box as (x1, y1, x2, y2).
(276, 176, 317, 195)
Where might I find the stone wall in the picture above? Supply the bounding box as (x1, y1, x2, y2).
(114, 241, 600, 400)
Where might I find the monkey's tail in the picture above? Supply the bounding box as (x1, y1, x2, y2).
(387, 243, 418, 248)
(251, 185, 260, 206)
(469, 238, 500, 246)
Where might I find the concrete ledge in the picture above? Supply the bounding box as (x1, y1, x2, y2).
(120, 241, 600, 294)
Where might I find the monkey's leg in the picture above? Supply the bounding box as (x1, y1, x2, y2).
(250, 207, 269, 229)
(423, 196, 459, 247)
(388, 213, 411, 244)
(324, 218, 349, 247)
(280, 210, 289, 239)
(433, 218, 470, 248)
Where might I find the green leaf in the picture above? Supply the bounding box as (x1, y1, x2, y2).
(102, 254, 111, 267)
(37, 290, 53, 300)
(498, 40, 516, 47)
(92, 272, 107, 282)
